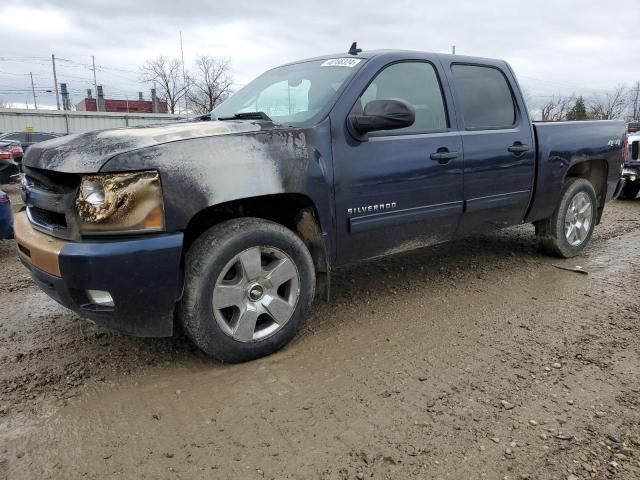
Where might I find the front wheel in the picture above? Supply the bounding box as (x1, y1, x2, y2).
(179, 218, 315, 363)
(535, 178, 597, 258)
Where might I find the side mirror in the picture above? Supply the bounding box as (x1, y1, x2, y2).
(348, 99, 415, 140)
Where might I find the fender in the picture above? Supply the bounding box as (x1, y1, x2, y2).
(101, 120, 336, 245)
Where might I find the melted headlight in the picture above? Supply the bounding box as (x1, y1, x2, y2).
(76, 171, 164, 234)
(80, 180, 106, 206)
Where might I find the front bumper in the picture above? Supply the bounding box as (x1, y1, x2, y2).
(14, 211, 184, 337)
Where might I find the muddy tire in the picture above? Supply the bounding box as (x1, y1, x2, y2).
(618, 183, 639, 200)
(178, 218, 315, 363)
(535, 178, 597, 258)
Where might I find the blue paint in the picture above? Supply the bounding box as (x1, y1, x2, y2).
(0, 190, 13, 239)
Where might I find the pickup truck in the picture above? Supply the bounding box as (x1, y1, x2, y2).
(15, 48, 625, 362)
(620, 123, 640, 199)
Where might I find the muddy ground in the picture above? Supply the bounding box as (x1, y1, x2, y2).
(1, 185, 639, 480)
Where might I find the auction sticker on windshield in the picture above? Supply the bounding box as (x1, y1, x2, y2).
(321, 58, 362, 67)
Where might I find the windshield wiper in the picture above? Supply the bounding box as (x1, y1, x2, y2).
(217, 111, 273, 121)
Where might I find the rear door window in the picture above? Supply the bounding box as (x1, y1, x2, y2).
(451, 64, 516, 129)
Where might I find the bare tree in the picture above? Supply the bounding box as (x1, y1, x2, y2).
(540, 94, 574, 121)
(188, 56, 233, 115)
(629, 81, 640, 121)
(140, 56, 186, 114)
(589, 85, 628, 120)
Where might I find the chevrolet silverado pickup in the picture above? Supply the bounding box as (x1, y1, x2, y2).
(15, 48, 625, 362)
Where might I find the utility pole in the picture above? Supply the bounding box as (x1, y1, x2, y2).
(452, 45, 456, 55)
(180, 31, 188, 119)
(92, 55, 99, 112)
(632, 80, 640, 121)
(30, 72, 38, 110)
(52, 54, 60, 110)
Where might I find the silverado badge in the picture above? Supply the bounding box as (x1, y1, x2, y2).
(347, 202, 397, 216)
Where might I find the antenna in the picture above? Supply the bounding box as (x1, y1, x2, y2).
(348, 42, 362, 55)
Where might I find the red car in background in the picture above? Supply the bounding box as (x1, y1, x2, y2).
(0, 140, 23, 184)
(0, 131, 60, 165)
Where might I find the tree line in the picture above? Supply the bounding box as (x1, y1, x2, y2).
(536, 82, 640, 122)
(140, 55, 233, 115)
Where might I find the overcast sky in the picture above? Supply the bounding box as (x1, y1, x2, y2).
(0, 0, 638, 111)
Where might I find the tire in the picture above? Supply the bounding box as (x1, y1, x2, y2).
(535, 178, 597, 258)
(178, 217, 315, 363)
(618, 183, 639, 200)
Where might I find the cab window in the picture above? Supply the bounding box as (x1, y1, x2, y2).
(451, 64, 516, 129)
(353, 62, 448, 135)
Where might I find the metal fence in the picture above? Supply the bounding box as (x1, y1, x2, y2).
(0, 108, 185, 135)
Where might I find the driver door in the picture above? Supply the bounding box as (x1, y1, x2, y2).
(332, 60, 464, 263)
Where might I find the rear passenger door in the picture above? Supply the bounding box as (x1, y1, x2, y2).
(445, 62, 535, 236)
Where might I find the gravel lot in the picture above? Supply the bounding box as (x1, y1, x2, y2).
(1, 186, 639, 480)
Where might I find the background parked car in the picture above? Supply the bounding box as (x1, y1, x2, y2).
(0, 140, 23, 184)
(620, 128, 640, 199)
(0, 190, 13, 239)
(0, 131, 60, 165)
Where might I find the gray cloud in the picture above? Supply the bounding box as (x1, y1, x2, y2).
(0, 0, 638, 109)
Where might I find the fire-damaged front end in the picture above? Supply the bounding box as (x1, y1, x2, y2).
(17, 166, 183, 336)
(15, 119, 329, 337)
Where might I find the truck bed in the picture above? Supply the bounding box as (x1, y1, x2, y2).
(526, 120, 625, 223)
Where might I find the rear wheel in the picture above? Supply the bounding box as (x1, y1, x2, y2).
(535, 178, 597, 258)
(618, 183, 639, 200)
(179, 218, 315, 363)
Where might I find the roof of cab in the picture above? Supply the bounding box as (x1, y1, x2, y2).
(283, 49, 505, 67)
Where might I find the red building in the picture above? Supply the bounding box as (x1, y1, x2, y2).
(76, 97, 169, 113)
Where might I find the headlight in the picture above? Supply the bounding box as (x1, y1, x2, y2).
(76, 171, 164, 235)
(80, 180, 106, 206)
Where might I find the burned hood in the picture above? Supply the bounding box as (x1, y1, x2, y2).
(22, 120, 279, 173)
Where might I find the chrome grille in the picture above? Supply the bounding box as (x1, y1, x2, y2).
(21, 167, 80, 240)
(27, 206, 67, 229)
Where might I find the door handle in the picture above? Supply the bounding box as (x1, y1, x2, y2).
(430, 149, 458, 164)
(508, 143, 530, 154)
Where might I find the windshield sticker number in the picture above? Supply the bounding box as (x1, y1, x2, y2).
(321, 58, 362, 68)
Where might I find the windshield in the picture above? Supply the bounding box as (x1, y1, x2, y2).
(211, 58, 364, 125)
